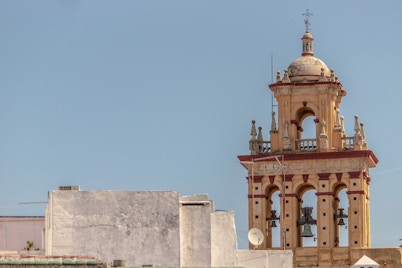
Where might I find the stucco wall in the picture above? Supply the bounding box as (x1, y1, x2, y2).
(0, 217, 44, 251)
(46, 190, 180, 267)
(179, 195, 212, 267)
(211, 211, 236, 267)
(234, 250, 293, 268)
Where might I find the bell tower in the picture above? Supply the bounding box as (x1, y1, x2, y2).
(238, 29, 379, 266)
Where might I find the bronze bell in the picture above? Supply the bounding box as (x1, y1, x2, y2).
(301, 224, 314, 237)
(338, 218, 345, 226)
(271, 220, 277, 228)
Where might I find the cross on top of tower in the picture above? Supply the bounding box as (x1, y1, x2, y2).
(302, 9, 313, 32)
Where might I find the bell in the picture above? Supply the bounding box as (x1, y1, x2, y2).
(271, 220, 277, 228)
(338, 218, 345, 226)
(301, 224, 314, 237)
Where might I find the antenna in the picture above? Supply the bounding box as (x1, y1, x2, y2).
(270, 54, 278, 131)
(248, 228, 264, 247)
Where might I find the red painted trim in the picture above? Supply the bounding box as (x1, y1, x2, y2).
(281, 174, 294, 181)
(248, 194, 269, 199)
(302, 174, 309, 183)
(318, 173, 331, 180)
(303, 101, 307, 107)
(279, 193, 297, 198)
(316, 192, 334, 196)
(346, 190, 365, 195)
(269, 81, 343, 88)
(238, 150, 379, 165)
(269, 176, 275, 184)
(314, 118, 320, 123)
(336, 173, 342, 182)
(291, 120, 299, 125)
(363, 172, 371, 184)
(348, 171, 361, 179)
(247, 175, 264, 183)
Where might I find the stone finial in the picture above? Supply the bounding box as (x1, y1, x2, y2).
(354, 115, 361, 134)
(271, 111, 277, 132)
(250, 120, 257, 141)
(257, 127, 264, 142)
(353, 115, 363, 150)
(330, 69, 335, 82)
(276, 71, 282, 83)
(334, 108, 341, 131)
(360, 122, 366, 140)
(320, 119, 327, 136)
(282, 69, 290, 82)
(360, 122, 368, 149)
(340, 116, 345, 135)
(319, 67, 326, 82)
(284, 120, 289, 138)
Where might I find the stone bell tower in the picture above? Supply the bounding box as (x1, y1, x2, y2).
(238, 28, 381, 266)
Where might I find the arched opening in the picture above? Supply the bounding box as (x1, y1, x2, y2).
(265, 186, 281, 248)
(300, 115, 317, 140)
(295, 108, 317, 152)
(334, 184, 349, 247)
(297, 185, 317, 247)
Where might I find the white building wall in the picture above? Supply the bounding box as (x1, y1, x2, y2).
(211, 211, 236, 267)
(179, 195, 212, 267)
(234, 250, 293, 268)
(46, 190, 180, 267)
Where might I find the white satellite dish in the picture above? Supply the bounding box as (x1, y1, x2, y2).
(248, 228, 264, 246)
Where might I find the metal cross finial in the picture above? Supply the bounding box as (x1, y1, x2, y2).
(302, 9, 313, 32)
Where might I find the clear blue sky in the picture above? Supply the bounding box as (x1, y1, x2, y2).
(1, 1, 401, 248)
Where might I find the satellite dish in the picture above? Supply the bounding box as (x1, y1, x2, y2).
(248, 228, 264, 246)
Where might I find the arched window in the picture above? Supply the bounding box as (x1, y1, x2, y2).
(265, 187, 281, 248)
(334, 186, 349, 247)
(297, 186, 317, 247)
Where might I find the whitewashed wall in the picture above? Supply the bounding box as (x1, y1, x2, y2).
(46, 190, 180, 267)
(235, 250, 293, 268)
(179, 195, 212, 267)
(211, 211, 236, 267)
(46, 190, 237, 267)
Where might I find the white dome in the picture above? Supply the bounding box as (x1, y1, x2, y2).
(288, 56, 330, 82)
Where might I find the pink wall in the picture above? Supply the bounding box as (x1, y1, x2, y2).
(0, 216, 45, 251)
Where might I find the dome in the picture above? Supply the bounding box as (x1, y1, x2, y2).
(286, 31, 330, 83)
(288, 56, 330, 82)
